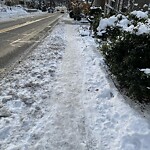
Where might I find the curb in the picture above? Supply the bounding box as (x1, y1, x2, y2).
(0, 15, 62, 79)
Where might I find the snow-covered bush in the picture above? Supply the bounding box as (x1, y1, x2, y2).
(97, 11, 150, 39)
(99, 11, 150, 102)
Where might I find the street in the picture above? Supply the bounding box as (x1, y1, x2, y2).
(0, 12, 62, 68)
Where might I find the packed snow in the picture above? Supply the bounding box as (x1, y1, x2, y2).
(0, 14, 150, 150)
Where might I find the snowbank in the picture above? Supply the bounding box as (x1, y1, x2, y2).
(0, 5, 43, 22)
(79, 24, 150, 150)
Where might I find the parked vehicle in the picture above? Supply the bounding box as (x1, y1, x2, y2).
(48, 7, 54, 13)
(60, 9, 65, 13)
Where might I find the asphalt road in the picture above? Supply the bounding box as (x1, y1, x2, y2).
(0, 12, 63, 68)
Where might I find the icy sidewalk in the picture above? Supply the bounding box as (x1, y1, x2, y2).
(0, 16, 150, 150)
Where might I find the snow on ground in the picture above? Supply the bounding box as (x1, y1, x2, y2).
(0, 15, 150, 150)
(0, 5, 45, 22)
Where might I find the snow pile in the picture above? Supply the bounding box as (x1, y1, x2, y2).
(0, 5, 43, 22)
(80, 26, 150, 150)
(0, 5, 27, 19)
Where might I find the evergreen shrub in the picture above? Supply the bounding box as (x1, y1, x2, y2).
(101, 32, 150, 102)
(99, 12, 150, 103)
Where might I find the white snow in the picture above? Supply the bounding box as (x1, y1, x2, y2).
(143, 4, 148, 8)
(117, 18, 130, 28)
(124, 24, 134, 32)
(131, 10, 148, 19)
(97, 11, 150, 35)
(98, 15, 117, 30)
(0, 14, 150, 150)
(97, 16, 118, 36)
(140, 68, 150, 75)
(90, 6, 102, 10)
(136, 23, 149, 35)
(0, 5, 45, 22)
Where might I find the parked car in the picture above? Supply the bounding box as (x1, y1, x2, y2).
(48, 7, 54, 13)
(60, 9, 64, 13)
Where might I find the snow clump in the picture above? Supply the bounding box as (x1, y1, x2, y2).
(97, 10, 150, 36)
(130, 10, 148, 19)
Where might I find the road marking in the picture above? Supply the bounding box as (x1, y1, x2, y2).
(10, 39, 21, 44)
(10, 39, 30, 46)
(0, 15, 53, 34)
(10, 39, 40, 47)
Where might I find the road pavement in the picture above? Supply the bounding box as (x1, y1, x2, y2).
(0, 12, 62, 68)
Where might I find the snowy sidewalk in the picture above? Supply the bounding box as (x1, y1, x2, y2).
(0, 16, 150, 150)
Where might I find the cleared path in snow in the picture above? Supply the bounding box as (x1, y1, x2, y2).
(32, 23, 101, 149)
(46, 25, 88, 149)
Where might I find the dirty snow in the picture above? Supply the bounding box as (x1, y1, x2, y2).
(0, 15, 150, 150)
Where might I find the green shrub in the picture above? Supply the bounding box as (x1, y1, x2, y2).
(101, 32, 150, 102)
